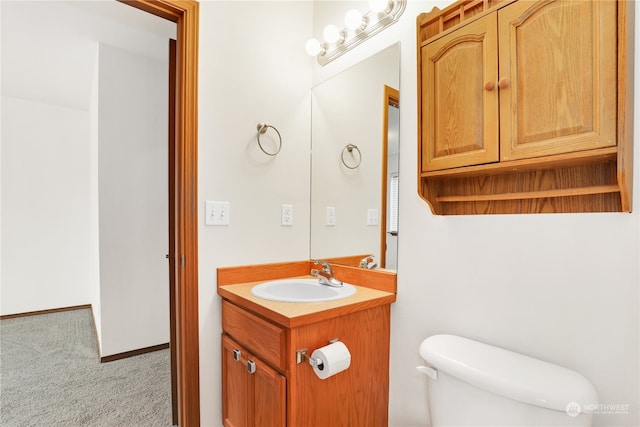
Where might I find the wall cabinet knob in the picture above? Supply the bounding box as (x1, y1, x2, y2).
(498, 78, 510, 89)
(483, 81, 495, 91)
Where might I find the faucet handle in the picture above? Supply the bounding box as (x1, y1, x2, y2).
(312, 259, 332, 273)
(310, 269, 320, 277)
(359, 255, 375, 269)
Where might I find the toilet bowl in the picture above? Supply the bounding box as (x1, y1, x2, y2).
(418, 335, 598, 426)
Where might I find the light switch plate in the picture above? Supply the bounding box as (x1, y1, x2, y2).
(205, 201, 230, 226)
(367, 208, 379, 226)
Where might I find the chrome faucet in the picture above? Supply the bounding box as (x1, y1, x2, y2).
(359, 255, 377, 270)
(310, 260, 343, 287)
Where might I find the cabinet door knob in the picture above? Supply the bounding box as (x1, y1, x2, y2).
(498, 78, 510, 89)
(232, 349, 241, 361)
(483, 81, 495, 91)
(247, 360, 257, 374)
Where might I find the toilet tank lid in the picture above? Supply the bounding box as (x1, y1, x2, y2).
(419, 334, 598, 413)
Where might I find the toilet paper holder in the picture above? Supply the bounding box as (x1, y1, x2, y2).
(296, 338, 340, 366)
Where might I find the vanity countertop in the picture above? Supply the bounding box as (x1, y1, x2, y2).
(217, 259, 397, 328)
(218, 276, 396, 329)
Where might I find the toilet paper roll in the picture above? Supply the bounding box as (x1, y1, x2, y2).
(310, 341, 351, 380)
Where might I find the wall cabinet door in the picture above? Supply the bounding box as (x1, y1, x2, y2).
(222, 334, 286, 427)
(498, 0, 617, 161)
(421, 13, 499, 171)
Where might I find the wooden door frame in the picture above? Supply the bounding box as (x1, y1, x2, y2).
(120, 1, 200, 425)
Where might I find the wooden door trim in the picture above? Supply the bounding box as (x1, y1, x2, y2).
(119, 1, 200, 425)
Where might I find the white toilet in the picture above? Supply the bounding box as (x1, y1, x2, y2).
(418, 335, 598, 426)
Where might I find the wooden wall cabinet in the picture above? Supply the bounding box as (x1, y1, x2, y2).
(417, 0, 634, 215)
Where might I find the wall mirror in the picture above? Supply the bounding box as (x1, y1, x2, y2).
(310, 43, 400, 270)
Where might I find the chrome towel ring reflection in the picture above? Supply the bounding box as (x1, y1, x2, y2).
(256, 123, 282, 156)
(341, 144, 362, 169)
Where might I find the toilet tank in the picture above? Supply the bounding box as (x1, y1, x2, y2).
(418, 335, 598, 426)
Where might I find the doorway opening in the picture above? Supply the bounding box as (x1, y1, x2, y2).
(120, 1, 200, 425)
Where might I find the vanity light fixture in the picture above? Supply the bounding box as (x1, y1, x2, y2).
(323, 24, 344, 44)
(306, 0, 406, 66)
(370, 0, 393, 13)
(305, 38, 326, 57)
(344, 9, 367, 31)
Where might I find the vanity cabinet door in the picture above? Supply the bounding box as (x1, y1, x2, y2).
(498, 0, 617, 161)
(222, 335, 250, 427)
(222, 334, 286, 427)
(252, 355, 286, 427)
(420, 13, 499, 172)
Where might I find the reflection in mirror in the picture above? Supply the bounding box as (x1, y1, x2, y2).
(382, 87, 399, 270)
(310, 43, 400, 270)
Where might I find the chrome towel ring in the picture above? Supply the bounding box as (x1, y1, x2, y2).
(341, 144, 362, 169)
(256, 123, 282, 156)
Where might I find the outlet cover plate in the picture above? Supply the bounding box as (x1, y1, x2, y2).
(281, 204, 293, 226)
(326, 206, 336, 226)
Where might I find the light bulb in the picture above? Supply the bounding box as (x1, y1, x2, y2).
(369, 0, 391, 13)
(345, 9, 365, 30)
(323, 24, 343, 44)
(305, 38, 323, 56)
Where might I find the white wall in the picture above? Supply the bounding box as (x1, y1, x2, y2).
(198, 1, 313, 424)
(1, 96, 93, 314)
(89, 46, 102, 348)
(97, 44, 169, 356)
(387, 2, 639, 427)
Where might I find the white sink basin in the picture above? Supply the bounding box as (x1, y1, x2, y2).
(251, 278, 356, 303)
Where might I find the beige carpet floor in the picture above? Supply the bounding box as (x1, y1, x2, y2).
(0, 308, 173, 426)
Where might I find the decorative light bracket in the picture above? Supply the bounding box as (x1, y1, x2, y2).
(311, 0, 406, 66)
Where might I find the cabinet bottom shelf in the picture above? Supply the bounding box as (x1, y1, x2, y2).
(420, 159, 629, 215)
(436, 184, 621, 203)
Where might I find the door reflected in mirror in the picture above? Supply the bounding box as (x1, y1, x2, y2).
(382, 86, 399, 270)
(310, 43, 400, 270)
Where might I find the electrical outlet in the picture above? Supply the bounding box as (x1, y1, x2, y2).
(367, 208, 379, 226)
(205, 201, 230, 226)
(281, 204, 294, 226)
(326, 206, 336, 226)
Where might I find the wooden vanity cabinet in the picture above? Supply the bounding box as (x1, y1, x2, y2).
(220, 298, 391, 427)
(417, 0, 634, 214)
